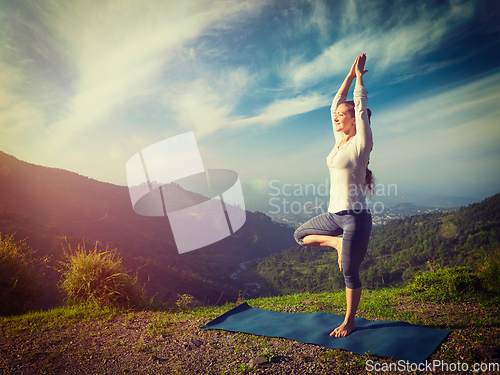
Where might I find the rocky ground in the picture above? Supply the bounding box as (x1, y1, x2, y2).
(1, 297, 499, 374)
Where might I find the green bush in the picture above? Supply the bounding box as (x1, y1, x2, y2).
(477, 249, 500, 293)
(58, 242, 144, 308)
(175, 294, 194, 312)
(0, 233, 44, 316)
(407, 266, 482, 303)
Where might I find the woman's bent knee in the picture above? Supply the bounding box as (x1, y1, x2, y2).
(293, 229, 304, 246)
(344, 273, 362, 289)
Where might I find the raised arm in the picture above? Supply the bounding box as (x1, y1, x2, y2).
(354, 53, 368, 89)
(353, 54, 372, 148)
(339, 57, 358, 96)
(331, 58, 357, 143)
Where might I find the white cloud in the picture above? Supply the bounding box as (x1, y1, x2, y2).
(284, 0, 475, 89)
(0, 0, 495, 199)
(288, 0, 333, 42)
(0, 60, 46, 157)
(231, 92, 329, 127)
(163, 66, 251, 137)
(42, 0, 265, 144)
(224, 0, 478, 132)
(373, 71, 500, 138)
(369, 71, 500, 194)
(0, 0, 267, 173)
(237, 70, 500, 195)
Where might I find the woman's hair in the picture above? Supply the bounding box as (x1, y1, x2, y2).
(344, 101, 375, 195)
(344, 101, 372, 124)
(365, 165, 375, 196)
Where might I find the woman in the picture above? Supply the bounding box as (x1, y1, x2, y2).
(293, 53, 373, 338)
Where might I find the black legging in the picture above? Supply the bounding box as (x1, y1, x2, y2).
(294, 210, 372, 289)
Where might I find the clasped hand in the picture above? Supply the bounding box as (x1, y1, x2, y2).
(348, 53, 368, 79)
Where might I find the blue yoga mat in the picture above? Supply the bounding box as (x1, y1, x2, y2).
(202, 302, 449, 364)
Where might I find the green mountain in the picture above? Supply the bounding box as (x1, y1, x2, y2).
(0, 151, 295, 308)
(236, 193, 500, 296)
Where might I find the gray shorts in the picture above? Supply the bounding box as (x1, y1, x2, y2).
(293, 210, 372, 289)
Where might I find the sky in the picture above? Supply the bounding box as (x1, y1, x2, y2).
(1, 0, 499, 209)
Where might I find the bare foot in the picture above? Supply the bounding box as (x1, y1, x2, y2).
(330, 320, 356, 337)
(335, 240, 342, 272)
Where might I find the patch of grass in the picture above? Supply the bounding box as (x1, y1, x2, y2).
(58, 241, 145, 308)
(235, 363, 249, 372)
(405, 266, 483, 303)
(174, 294, 194, 312)
(478, 248, 500, 293)
(319, 349, 336, 362)
(263, 348, 277, 362)
(0, 232, 46, 316)
(0, 303, 120, 334)
(146, 313, 173, 337)
(2, 272, 499, 375)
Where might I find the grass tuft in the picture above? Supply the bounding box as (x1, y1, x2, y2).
(406, 266, 483, 303)
(477, 248, 500, 293)
(58, 241, 145, 309)
(0, 232, 45, 316)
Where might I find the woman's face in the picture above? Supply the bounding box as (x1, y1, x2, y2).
(334, 103, 355, 133)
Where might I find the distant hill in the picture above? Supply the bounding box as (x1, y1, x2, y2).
(236, 192, 500, 296)
(413, 195, 480, 208)
(0, 151, 296, 308)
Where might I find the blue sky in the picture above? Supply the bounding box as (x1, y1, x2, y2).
(1, 0, 499, 206)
